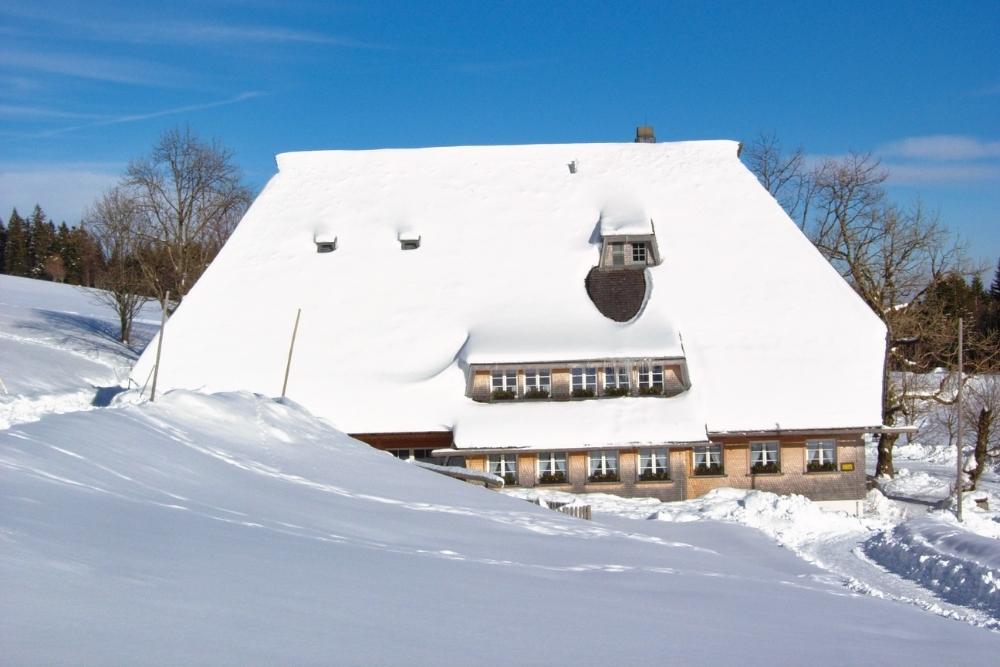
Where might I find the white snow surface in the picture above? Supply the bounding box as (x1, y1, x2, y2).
(0, 275, 159, 428)
(131, 141, 885, 444)
(3, 390, 1000, 665)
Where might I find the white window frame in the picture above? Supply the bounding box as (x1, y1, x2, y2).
(750, 441, 780, 473)
(587, 450, 619, 482)
(491, 370, 517, 395)
(488, 453, 518, 484)
(523, 368, 551, 395)
(571, 367, 597, 395)
(603, 365, 630, 392)
(610, 242, 625, 266)
(638, 364, 664, 392)
(632, 242, 647, 263)
(806, 439, 837, 471)
(537, 452, 568, 483)
(389, 448, 435, 462)
(693, 444, 723, 475)
(638, 448, 670, 480)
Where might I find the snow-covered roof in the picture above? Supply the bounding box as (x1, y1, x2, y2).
(132, 141, 886, 446)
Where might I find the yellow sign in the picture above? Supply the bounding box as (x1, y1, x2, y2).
(840, 462, 855, 472)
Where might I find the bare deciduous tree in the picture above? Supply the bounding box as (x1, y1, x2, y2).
(125, 127, 252, 303)
(742, 132, 812, 228)
(964, 376, 1000, 490)
(43, 254, 67, 283)
(83, 187, 150, 346)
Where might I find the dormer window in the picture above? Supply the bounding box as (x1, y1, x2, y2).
(524, 369, 551, 398)
(611, 243, 625, 267)
(314, 236, 337, 253)
(399, 232, 421, 250)
(632, 242, 647, 263)
(491, 370, 517, 400)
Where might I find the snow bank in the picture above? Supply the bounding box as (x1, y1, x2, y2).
(865, 518, 1000, 617)
(5, 390, 998, 664)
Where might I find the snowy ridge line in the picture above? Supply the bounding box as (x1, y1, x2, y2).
(863, 520, 1000, 619)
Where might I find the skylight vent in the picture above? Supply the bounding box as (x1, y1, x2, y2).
(314, 236, 337, 253)
(398, 232, 421, 250)
(568, 160, 578, 174)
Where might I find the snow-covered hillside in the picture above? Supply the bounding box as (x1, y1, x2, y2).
(0, 275, 160, 428)
(3, 390, 1000, 665)
(2, 276, 999, 665)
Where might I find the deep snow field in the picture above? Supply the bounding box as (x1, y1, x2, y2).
(2, 275, 999, 665)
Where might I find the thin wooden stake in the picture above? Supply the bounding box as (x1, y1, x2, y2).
(281, 308, 302, 399)
(149, 291, 170, 403)
(956, 317, 964, 522)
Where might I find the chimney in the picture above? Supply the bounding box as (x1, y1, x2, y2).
(634, 125, 655, 143)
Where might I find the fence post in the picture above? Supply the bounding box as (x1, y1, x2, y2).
(281, 308, 302, 399)
(149, 290, 169, 403)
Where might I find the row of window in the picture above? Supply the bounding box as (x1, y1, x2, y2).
(486, 440, 840, 484)
(489, 364, 668, 400)
(609, 241, 647, 266)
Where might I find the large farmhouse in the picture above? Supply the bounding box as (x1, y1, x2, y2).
(131, 134, 887, 511)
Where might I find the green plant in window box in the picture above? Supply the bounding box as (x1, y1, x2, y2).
(501, 473, 517, 485)
(639, 385, 663, 396)
(491, 389, 516, 401)
(587, 472, 619, 483)
(694, 463, 723, 476)
(571, 388, 596, 398)
(807, 460, 837, 473)
(751, 462, 780, 474)
(523, 388, 549, 399)
(539, 471, 567, 484)
(639, 470, 670, 481)
(603, 387, 629, 397)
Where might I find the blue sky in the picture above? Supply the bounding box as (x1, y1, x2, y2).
(2, 1, 998, 265)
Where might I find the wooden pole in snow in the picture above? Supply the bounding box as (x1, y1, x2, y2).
(281, 308, 302, 400)
(149, 290, 169, 403)
(956, 317, 964, 522)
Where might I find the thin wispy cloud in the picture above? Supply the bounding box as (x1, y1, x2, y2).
(13, 91, 267, 140)
(878, 135, 1000, 161)
(883, 163, 1000, 185)
(0, 104, 105, 120)
(0, 49, 189, 87)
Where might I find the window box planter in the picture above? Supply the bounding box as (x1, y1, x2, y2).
(751, 462, 781, 475)
(638, 385, 663, 396)
(538, 471, 567, 485)
(693, 463, 724, 476)
(603, 387, 630, 397)
(807, 461, 837, 473)
(638, 470, 671, 482)
(587, 473, 620, 483)
(523, 388, 550, 400)
(571, 388, 596, 398)
(491, 389, 516, 401)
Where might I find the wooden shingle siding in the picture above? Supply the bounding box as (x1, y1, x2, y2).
(585, 267, 647, 322)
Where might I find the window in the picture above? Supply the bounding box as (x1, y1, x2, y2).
(523, 369, 551, 398)
(588, 450, 619, 482)
(611, 242, 625, 267)
(488, 454, 518, 485)
(638, 448, 670, 481)
(638, 364, 664, 395)
(388, 448, 436, 462)
(750, 442, 780, 474)
(537, 452, 567, 484)
(806, 440, 837, 472)
(693, 444, 723, 475)
(603, 366, 630, 396)
(571, 367, 597, 398)
(491, 370, 517, 400)
(632, 242, 647, 263)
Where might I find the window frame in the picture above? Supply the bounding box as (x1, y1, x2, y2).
(587, 450, 619, 483)
(631, 242, 647, 263)
(488, 453, 519, 485)
(603, 365, 630, 396)
(693, 444, 724, 476)
(523, 368, 551, 398)
(571, 367, 597, 397)
(806, 439, 837, 472)
(638, 363, 665, 395)
(638, 448, 670, 481)
(536, 451, 568, 484)
(610, 242, 625, 267)
(490, 369, 518, 399)
(750, 441, 781, 474)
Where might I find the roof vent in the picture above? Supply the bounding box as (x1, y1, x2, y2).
(398, 232, 421, 250)
(314, 235, 337, 253)
(635, 125, 655, 143)
(567, 160, 578, 174)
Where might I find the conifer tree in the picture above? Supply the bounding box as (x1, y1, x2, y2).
(28, 205, 55, 279)
(990, 257, 1000, 302)
(0, 215, 6, 274)
(3, 208, 29, 276)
